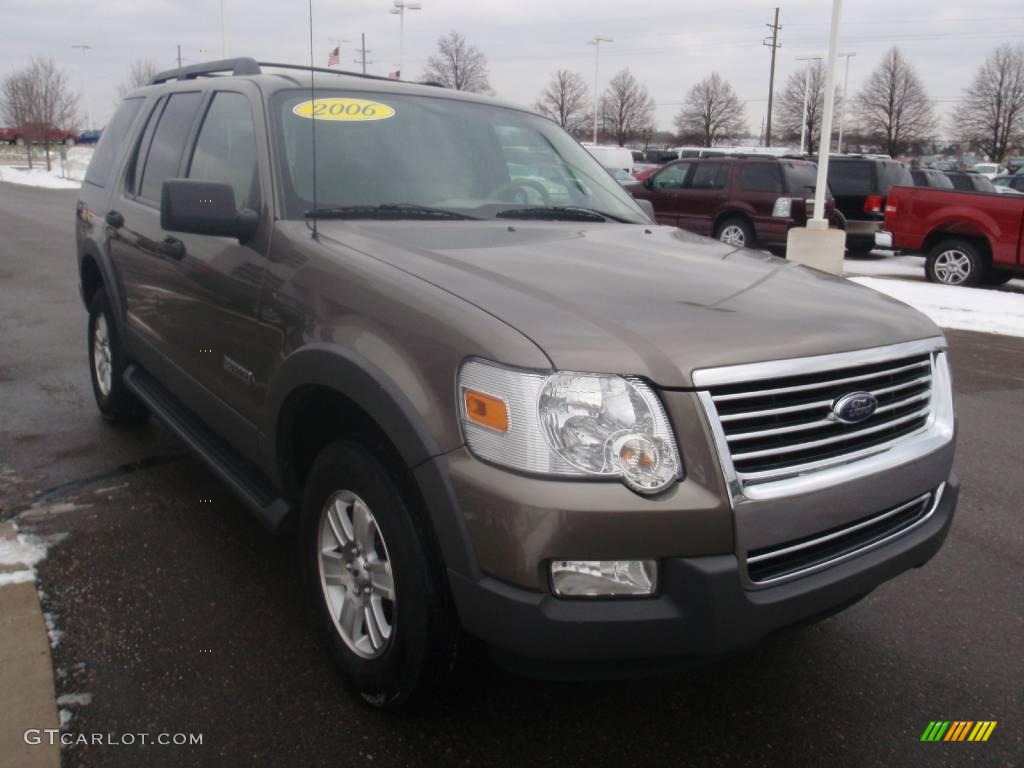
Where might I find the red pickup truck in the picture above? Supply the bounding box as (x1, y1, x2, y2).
(880, 186, 1024, 287)
(0, 126, 79, 146)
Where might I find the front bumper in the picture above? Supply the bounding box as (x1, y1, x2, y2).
(447, 476, 958, 671)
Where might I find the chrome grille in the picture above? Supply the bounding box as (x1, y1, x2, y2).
(700, 349, 936, 485)
(746, 488, 938, 584)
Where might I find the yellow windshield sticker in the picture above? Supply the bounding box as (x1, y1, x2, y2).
(292, 98, 395, 121)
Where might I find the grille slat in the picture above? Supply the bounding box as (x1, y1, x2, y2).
(705, 353, 934, 483)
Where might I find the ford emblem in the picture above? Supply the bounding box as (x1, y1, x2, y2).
(832, 392, 878, 424)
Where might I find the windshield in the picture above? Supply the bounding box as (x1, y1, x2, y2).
(271, 89, 647, 222)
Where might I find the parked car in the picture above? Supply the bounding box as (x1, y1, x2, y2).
(970, 162, 1004, 180)
(880, 185, 1024, 286)
(1006, 157, 1024, 175)
(826, 155, 914, 255)
(629, 155, 833, 250)
(992, 175, 1024, 193)
(607, 167, 636, 186)
(0, 125, 79, 145)
(944, 170, 995, 194)
(671, 145, 728, 159)
(910, 168, 954, 189)
(581, 143, 633, 173)
(76, 57, 959, 707)
(77, 129, 103, 145)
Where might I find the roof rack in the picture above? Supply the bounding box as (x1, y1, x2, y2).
(150, 57, 416, 86)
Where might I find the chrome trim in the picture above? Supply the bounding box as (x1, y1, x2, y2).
(708, 359, 931, 401)
(693, 337, 945, 388)
(746, 484, 945, 586)
(729, 405, 931, 461)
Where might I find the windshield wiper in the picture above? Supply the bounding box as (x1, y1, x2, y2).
(495, 206, 627, 223)
(305, 204, 479, 220)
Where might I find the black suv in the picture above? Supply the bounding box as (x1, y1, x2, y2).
(910, 168, 954, 190)
(826, 156, 913, 255)
(944, 170, 996, 193)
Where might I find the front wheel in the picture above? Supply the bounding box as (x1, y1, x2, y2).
(715, 217, 755, 249)
(925, 239, 988, 287)
(300, 440, 457, 708)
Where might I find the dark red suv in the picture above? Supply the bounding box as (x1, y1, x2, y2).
(628, 155, 829, 251)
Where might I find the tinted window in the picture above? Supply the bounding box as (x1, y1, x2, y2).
(139, 91, 202, 202)
(653, 163, 690, 189)
(84, 98, 144, 188)
(910, 169, 927, 185)
(1012, 177, 1024, 191)
(946, 173, 971, 191)
(878, 161, 913, 193)
(688, 162, 726, 190)
(827, 161, 875, 196)
(188, 92, 259, 209)
(782, 162, 818, 194)
(970, 175, 995, 193)
(740, 163, 783, 193)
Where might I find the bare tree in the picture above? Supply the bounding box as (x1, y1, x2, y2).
(600, 69, 655, 146)
(954, 44, 1024, 162)
(116, 59, 159, 98)
(535, 69, 589, 136)
(854, 47, 934, 156)
(0, 58, 78, 170)
(774, 60, 841, 153)
(422, 31, 491, 93)
(674, 72, 746, 147)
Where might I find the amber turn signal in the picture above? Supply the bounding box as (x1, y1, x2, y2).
(463, 389, 509, 433)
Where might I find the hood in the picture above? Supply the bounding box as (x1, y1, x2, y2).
(315, 221, 941, 388)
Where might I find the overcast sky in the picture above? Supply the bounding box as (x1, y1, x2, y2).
(2, 0, 1021, 138)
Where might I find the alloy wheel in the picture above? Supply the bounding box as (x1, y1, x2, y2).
(93, 315, 113, 397)
(932, 249, 972, 285)
(719, 224, 746, 247)
(317, 490, 396, 659)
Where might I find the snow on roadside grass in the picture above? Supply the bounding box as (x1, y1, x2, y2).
(0, 145, 92, 188)
(851, 277, 1024, 338)
(0, 164, 80, 189)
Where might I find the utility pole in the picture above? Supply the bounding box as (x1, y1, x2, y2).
(71, 45, 93, 130)
(763, 8, 781, 147)
(836, 51, 856, 153)
(177, 45, 182, 69)
(356, 33, 372, 74)
(589, 36, 613, 144)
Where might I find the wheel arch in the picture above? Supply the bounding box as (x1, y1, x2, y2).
(713, 209, 755, 236)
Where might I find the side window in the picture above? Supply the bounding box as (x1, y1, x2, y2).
(188, 92, 259, 209)
(688, 162, 726, 190)
(138, 91, 203, 203)
(653, 163, 690, 189)
(740, 163, 783, 193)
(84, 98, 144, 188)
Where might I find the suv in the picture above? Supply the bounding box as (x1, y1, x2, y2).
(910, 167, 954, 190)
(76, 58, 959, 707)
(992, 175, 1024, 193)
(944, 170, 996, 194)
(826, 156, 914, 255)
(629, 155, 830, 250)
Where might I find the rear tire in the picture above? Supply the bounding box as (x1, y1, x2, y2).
(87, 288, 147, 423)
(925, 239, 988, 287)
(300, 440, 457, 709)
(715, 217, 755, 249)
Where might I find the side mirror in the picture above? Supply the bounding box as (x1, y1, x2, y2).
(643, 176, 655, 190)
(160, 179, 258, 242)
(635, 198, 656, 222)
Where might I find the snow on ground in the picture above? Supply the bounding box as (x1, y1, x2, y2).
(851, 276, 1024, 338)
(0, 146, 92, 189)
(843, 252, 925, 279)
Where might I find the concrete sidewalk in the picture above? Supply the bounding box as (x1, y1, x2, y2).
(0, 521, 60, 768)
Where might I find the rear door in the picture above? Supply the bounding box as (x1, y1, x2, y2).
(676, 161, 728, 236)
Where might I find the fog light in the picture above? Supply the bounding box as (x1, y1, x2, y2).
(550, 560, 657, 597)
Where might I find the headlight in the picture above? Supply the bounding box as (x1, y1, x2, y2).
(458, 359, 682, 494)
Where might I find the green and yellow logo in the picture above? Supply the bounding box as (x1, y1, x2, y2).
(920, 721, 997, 742)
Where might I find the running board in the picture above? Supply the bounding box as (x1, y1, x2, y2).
(123, 364, 292, 531)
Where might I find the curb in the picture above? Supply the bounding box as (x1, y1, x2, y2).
(0, 521, 61, 768)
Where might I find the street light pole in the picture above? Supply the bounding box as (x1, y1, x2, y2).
(796, 55, 823, 154)
(836, 51, 856, 153)
(220, 0, 226, 57)
(589, 36, 613, 144)
(811, 0, 844, 227)
(71, 45, 93, 131)
(389, 1, 422, 80)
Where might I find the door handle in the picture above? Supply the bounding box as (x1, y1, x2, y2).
(105, 210, 124, 229)
(159, 237, 186, 260)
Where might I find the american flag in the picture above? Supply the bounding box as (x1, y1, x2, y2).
(327, 46, 340, 67)
(388, 70, 400, 80)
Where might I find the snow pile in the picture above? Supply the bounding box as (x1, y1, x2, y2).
(0, 525, 64, 586)
(851, 277, 1024, 338)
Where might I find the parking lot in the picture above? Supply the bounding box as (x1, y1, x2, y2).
(1, 181, 1021, 767)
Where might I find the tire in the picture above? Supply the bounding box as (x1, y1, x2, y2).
(985, 269, 1014, 286)
(300, 440, 457, 709)
(925, 239, 988, 287)
(715, 217, 755, 249)
(846, 244, 875, 257)
(87, 288, 147, 423)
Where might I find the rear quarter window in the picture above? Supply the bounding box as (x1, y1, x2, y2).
(877, 162, 913, 193)
(83, 98, 144, 188)
(826, 161, 875, 196)
(739, 163, 783, 193)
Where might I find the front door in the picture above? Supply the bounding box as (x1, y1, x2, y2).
(635, 161, 691, 227)
(675, 161, 728, 236)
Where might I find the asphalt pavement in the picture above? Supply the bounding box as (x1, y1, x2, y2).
(1, 181, 1021, 767)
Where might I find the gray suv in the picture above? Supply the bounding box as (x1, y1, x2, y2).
(76, 58, 958, 707)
